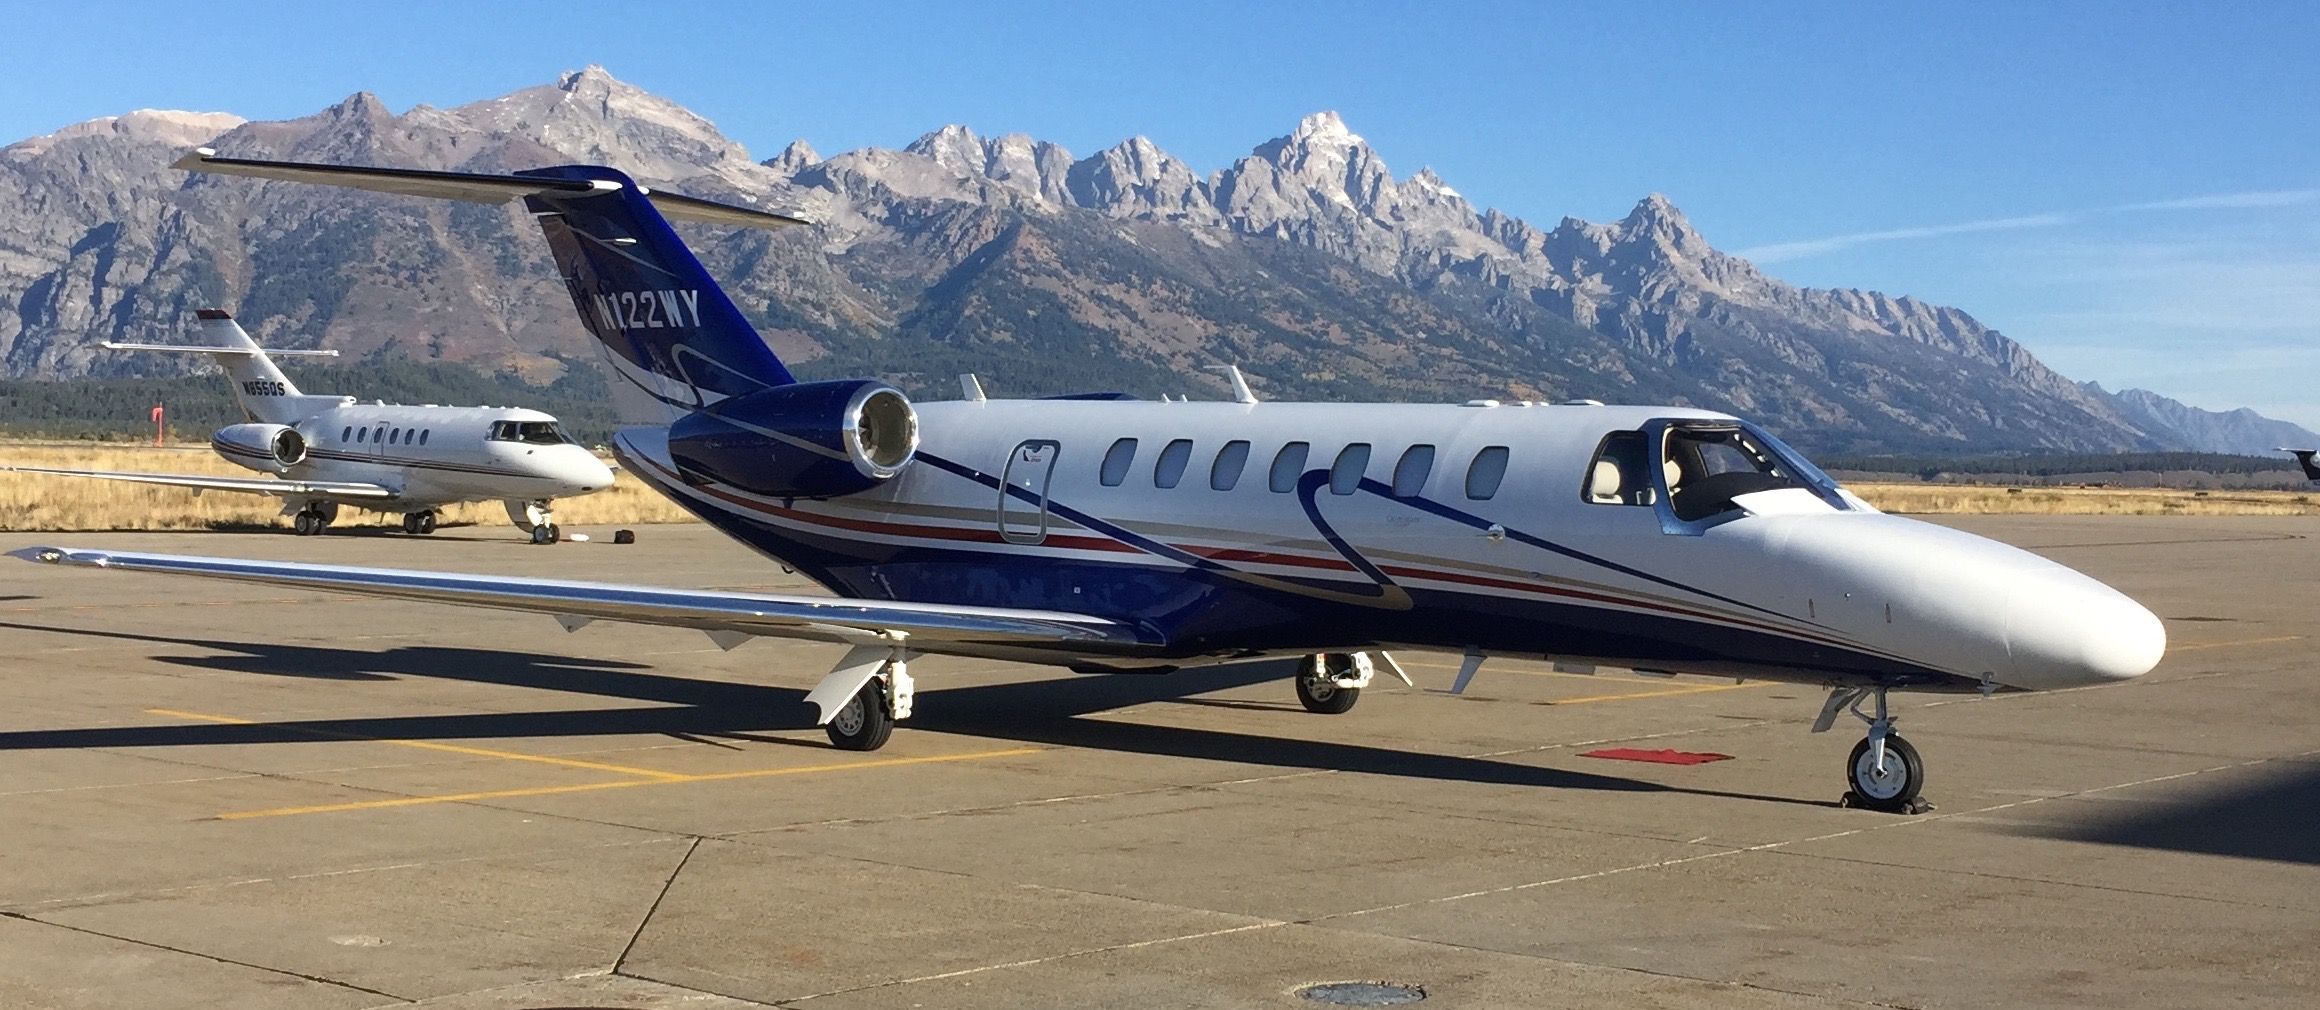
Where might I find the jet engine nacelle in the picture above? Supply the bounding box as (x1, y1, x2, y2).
(668, 380, 919, 498)
(214, 422, 307, 474)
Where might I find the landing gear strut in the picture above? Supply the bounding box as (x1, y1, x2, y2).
(1815, 686, 1930, 814)
(1295, 652, 1375, 714)
(400, 510, 438, 535)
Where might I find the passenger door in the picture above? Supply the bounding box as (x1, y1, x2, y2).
(998, 440, 1060, 545)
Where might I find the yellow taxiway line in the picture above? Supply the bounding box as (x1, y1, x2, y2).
(147, 708, 689, 780)
(1543, 682, 1765, 705)
(214, 747, 1042, 820)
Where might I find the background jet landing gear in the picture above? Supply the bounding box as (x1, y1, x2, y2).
(1815, 685, 1932, 814)
(505, 499, 559, 545)
(1295, 652, 1375, 714)
(399, 510, 438, 535)
(289, 502, 337, 536)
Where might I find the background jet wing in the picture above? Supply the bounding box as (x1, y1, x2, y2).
(9, 547, 1154, 652)
(0, 466, 396, 500)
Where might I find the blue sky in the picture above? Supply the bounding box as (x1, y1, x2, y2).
(12, 2, 2317, 431)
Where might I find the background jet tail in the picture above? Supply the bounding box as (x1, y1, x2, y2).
(2283, 448, 2320, 482)
(102, 310, 339, 425)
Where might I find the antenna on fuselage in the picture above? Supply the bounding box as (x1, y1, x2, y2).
(1206, 364, 1258, 404)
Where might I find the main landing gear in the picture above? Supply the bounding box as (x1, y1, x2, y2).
(1814, 685, 1931, 814)
(290, 502, 338, 536)
(1296, 652, 1375, 713)
(806, 643, 915, 751)
(399, 510, 438, 535)
(1291, 652, 1414, 714)
(506, 498, 560, 545)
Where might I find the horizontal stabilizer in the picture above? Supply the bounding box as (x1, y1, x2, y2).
(100, 341, 340, 357)
(175, 148, 811, 230)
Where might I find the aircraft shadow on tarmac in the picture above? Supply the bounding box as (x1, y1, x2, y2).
(2010, 761, 2320, 866)
(0, 618, 1829, 806)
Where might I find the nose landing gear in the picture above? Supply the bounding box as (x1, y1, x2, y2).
(1815, 685, 1931, 814)
(505, 498, 559, 544)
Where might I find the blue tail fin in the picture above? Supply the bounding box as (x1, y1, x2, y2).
(514, 165, 795, 416)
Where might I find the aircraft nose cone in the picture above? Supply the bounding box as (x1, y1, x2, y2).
(573, 455, 615, 492)
(2003, 571, 2166, 688)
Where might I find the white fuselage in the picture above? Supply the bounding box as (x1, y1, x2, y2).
(214, 403, 613, 509)
(614, 399, 2166, 693)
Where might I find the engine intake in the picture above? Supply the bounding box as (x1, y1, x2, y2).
(669, 380, 919, 499)
(214, 422, 307, 474)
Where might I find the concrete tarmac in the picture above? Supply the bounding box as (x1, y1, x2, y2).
(0, 516, 2313, 1009)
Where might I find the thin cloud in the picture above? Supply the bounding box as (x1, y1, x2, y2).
(1740, 214, 2072, 263)
(1738, 188, 2319, 264)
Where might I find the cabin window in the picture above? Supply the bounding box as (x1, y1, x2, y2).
(355, 427, 367, 443)
(389, 429, 401, 445)
(417, 429, 429, 446)
(1210, 440, 1251, 490)
(1583, 431, 1653, 506)
(1099, 438, 1138, 487)
(1391, 445, 1435, 498)
(1329, 444, 1371, 496)
(1153, 439, 1193, 489)
(1465, 446, 1510, 500)
(1268, 442, 1310, 493)
(341, 426, 352, 442)
(374, 426, 386, 445)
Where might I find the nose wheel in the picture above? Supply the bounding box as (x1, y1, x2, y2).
(1817, 686, 1932, 814)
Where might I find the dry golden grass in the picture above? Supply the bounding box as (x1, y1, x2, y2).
(0, 441, 699, 532)
(7, 442, 2317, 531)
(1850, 481, 2320, 516)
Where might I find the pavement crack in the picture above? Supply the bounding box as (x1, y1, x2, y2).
(615, 834, 701, 974)
(0, 909, 411, 1003)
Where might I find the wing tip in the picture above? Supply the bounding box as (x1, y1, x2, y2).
(7, 546, 71, 565)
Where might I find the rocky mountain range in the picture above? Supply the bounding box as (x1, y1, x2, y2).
(0, 66, 2305, 454)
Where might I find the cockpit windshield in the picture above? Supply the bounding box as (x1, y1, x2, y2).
(1660, 423, 1845, 522)
(488, 420, 574, 445)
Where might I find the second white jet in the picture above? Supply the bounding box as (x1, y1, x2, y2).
(5, 309, 614, 542)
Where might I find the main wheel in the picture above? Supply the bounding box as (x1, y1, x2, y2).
(415, 511, 437, 535)
(825, 680, 895, 751)
(1846, 734, 1925, 812)
(401, 513, 421, 534)
(292, 512, 316, 536)
(1295, 659, 1361, 714)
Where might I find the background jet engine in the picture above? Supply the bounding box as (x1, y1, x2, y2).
(668, 380, 919, 498)
(213, 423, 307, 474)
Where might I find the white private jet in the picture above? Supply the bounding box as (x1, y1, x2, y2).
(5, 309, 614, 542)
(11, 150, 2169, 812)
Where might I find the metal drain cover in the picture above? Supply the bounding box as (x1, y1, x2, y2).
(1296, 981, 1427, 1005)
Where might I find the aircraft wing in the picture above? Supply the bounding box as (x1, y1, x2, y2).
(0, 466, 397, 500)
(7, 547, 1153, 653)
